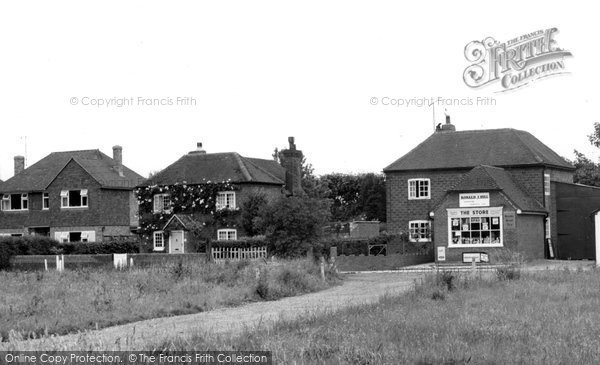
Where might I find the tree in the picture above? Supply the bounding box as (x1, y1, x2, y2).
(256, 195, 330, 258)
(570, 150, 600, 187)
(240, 192, 269, 236)
(320, 173, 387, 222)
(588, 122, 600, 148)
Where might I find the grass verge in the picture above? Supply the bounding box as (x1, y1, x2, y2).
(154, 267, 600, 364)
(0, 259, 339, 341)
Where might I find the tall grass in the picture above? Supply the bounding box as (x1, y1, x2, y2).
(154, 269, 600, 364)
(0, 259, 339, 341)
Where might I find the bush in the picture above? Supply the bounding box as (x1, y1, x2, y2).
(496, 266, 521, 281)
(0, 237, 140, 270)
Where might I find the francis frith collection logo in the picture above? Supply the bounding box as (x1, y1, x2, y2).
(463, 28, 572, 92)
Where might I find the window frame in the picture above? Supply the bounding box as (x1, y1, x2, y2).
(408, 178, 431, 200)
(60, 189, 89, 209)
(153, 231, 165, 251)
(216, 191, 236, 210)
(217, 229, 237, 241)
(447, 207, 504, 248)
(42, 192, 50, 210)
(153, 193, 171, 213)
(1, 193, 29, 211)
(408, 220, 432, 242)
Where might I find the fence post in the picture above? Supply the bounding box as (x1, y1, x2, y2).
(44, 259, 48, 271)
(320, 256, 325, 280)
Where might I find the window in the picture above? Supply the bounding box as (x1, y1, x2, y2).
(54, 231, 96, 243)
(408, 179, 430, 199)
(43, 193, 49, 210)
(448, 207, 503, 247)
(153, 194, 171, 213)
(60, 190, 88, 208)
(409, 220, 432, 242)
(544, 173, 551, 196)
(1, 193, 28, 211)
(216, 191, 236, 210)
(217, 229, 237, 241)
(153, 231, 165, 250)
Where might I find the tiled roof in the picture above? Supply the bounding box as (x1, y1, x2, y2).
(140, 152, 286, 186)
(384, 128, 574, 172)
(0, 150, 144, 192)
(448, 165, 546, 213)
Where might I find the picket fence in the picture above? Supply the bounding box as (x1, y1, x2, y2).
(211, 246, 267, 261)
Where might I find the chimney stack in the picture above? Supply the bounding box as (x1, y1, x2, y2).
(14, 156, 25, 176)
(438, 114, 456, 132)
(189, 142, 206, 155)
(112, 145, 124, 177)
(279, 137, 305, 196)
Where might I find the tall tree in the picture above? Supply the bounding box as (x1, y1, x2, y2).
(570, 150, 600, 187)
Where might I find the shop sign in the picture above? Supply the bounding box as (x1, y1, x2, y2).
(448, 207, 502, 217)
(504, 211, 516, 229)
(437, 246, 446, 261)
(459, 192, 490, 207)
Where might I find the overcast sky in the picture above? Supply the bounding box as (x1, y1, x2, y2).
(0, 1, 598, 180)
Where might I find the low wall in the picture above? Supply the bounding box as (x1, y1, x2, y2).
(9, 253, 208, 271)
(335, 253, 433, 272)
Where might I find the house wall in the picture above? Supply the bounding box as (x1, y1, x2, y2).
(432, 190, 544, 263)
(0, 160, 136, 240)
(385, 169, 469, 235)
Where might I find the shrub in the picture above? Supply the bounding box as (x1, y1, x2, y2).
(496, 266, 521, 281)
(55, 240, 140, 255)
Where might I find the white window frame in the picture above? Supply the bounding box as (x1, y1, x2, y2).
(43, 192, 49, 210)
(216, 191, 236, 210)
(408, 220, 432, 242)
(544, 173, 551, 196)
(447, 207, 504, 248)
(60, 190, 89, 208)
(217, 229, 237, 241)
(1, 193, 28, 211)
(408, 179, 430, 200)
(153, 194, 171, 213)
(153, 231, 165, 251)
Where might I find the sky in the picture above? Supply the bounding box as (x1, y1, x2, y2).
(0, 1, 598, 180)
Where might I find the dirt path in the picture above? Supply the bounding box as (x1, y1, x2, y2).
(2, 273, 421, 350)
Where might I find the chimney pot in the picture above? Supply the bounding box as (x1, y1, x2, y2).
(112, 145, 124, 177)
(14, 156, 25, 176)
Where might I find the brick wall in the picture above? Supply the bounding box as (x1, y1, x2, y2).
(334, 253, 433, 271)
(385, 169, 469, 234)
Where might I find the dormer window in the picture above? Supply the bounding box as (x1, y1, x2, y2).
(408, 179, 430, 200)
(216, 191, 236, 210)
(61, 189, 88, 208)
(153, 194, 171, 213)
(1, 193, 28, 211)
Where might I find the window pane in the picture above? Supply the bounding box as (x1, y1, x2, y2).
(69, 190, 82, 207)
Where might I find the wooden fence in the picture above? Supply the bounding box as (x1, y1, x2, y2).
(211, 246, 267, 261)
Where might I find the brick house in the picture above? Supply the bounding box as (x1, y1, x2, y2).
(0, 147, 144, 242)
(136, 138, 304, 253)
(383, 116, 588, 263)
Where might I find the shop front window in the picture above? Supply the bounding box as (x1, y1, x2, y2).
(448, 207, 503, 247)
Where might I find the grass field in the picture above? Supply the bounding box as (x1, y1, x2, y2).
(160, 267, 600, 364)
(0, 259, 339, 341)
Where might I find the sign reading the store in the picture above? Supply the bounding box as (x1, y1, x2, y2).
(459, 193, 490, 207)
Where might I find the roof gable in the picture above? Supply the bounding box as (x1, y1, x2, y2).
(142, 152, 285, 186)
(384, 128, 574, 172)
(446, 165, 545, 213)
(0, 150, 144, 192)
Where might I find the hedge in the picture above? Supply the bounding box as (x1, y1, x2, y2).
(317, 233, 411, 257)
(0, 236, 141, 270)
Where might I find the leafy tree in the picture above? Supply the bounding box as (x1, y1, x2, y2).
(256, 195, 330, 258)
(570, 150, 600, 187)
(320, 173, 387, 222)
(588, 122, 600, 148)
(240, 192, 269, 236)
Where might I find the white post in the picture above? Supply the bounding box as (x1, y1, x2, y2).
(56, 255, 59, 271)
(61, 254, 65, 272)
(595, 212, 600, 267)
(44, 259, 48, 271)
(130, 257, 133, 267)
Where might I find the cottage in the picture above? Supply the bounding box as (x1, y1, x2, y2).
(384, 116, 600, 263)
(0, 147, 144, 241)
(136, 138, 304, 253)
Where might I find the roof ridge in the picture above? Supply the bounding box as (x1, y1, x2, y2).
(233, 153, 253, 181)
